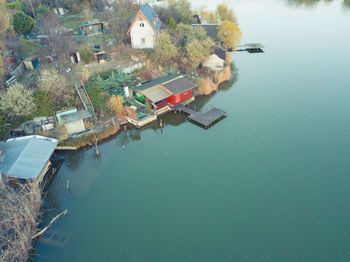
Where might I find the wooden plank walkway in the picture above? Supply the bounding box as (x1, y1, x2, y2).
(172, 104, 197, 115)
(172, 104, 226, 128)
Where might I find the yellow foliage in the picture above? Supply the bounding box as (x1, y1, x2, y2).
(200, 6, 218, 23)
(216, 3, 237, 23)
(107, 95, 125, 115)
(218, 20, 242, 50)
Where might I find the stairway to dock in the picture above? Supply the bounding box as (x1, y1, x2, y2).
(75, 80, 97, 122)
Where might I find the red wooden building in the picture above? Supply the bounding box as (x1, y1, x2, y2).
(132, 75, 198, 110)
(163, 76, 196, 106)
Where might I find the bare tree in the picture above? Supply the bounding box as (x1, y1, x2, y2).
(39, 14, 73, 70)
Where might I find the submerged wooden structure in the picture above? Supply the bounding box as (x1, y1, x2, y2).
(172, 104, 226, 128)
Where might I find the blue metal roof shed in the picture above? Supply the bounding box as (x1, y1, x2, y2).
(0, 135, 58, 181)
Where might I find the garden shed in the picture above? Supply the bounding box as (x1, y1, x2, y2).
(61, 110, 91, 135)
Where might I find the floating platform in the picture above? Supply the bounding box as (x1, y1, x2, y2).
(236, 43, 265, 53)
(172, 104, 226, 128)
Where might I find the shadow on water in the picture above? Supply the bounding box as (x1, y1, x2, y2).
(64, 151, 85, 171)
(286, 0, 350, 8)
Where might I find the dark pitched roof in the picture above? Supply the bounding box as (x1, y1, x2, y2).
(214, 47, 226, 61)
(131, 3, 161, 32)
(162, 76, 198, 95)
(133, 74, 180, 91)
(192, 24, 219, 39)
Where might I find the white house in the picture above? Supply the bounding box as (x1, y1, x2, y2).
(202, 47, 227, 71)
(127, 3, 161, 49)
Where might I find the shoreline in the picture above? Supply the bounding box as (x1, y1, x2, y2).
(55, 62, 233, 151)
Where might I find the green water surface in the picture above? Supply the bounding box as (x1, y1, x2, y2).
(35, 0, 350, 261)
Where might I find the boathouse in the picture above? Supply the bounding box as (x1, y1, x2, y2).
(127, 3, 161, 49)
(163, 76, 197, 106)
(132, 75, 197, 109)
(0, 135, 58, 186)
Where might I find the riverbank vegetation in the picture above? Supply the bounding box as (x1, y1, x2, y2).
(0, 178, 41, 262)
(59, 125, 120, 149)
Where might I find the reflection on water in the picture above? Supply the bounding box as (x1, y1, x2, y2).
(287, 0, 349, 8)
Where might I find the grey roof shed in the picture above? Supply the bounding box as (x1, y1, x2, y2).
(61, 110, 91, 123)
(0, 135, 58, 180)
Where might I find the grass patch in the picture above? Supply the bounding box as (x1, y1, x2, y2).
(62, 19, 83, 30)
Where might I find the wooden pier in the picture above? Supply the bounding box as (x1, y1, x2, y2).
(236, 43, 265, 53)
(172, 104, 226, 128)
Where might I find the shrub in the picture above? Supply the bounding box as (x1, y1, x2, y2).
(80, 45, 91, 64)
(12, 11, 35, 34)
(6, 0, 26, 11)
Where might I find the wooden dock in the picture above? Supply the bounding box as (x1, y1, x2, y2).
(126, 114, 157, 128)
(56, 146, 77, 151)
(236, 43, 265, 53)
(172, 104, 226, 128)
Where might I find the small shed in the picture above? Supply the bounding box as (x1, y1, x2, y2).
(61, 110, 91, 135)
(203, 47, 226, 71)
(80, 20, 104, 37)
(69, 50, 81, 64)
(54, 7, 65, 16)
(0, 135, 58, 185)
(23, 57, 40, 71)
(56, 108, 78, 124)
(92, 51, 107, 63)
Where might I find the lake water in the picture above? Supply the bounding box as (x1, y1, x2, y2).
(34, 0, 350, 261)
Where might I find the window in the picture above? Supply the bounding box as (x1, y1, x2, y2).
(141, 38, 146, 44)
(140, 23, 145, 27)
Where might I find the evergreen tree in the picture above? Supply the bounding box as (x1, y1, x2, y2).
(12, 11, 35, 34)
